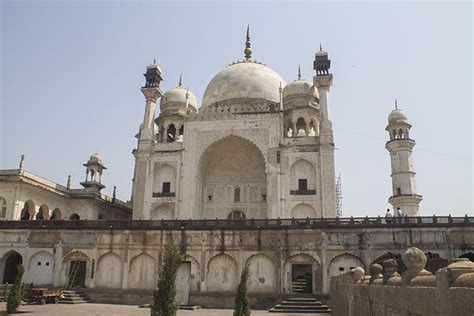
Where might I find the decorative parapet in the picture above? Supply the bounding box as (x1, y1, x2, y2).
(330, 247, 474, 316)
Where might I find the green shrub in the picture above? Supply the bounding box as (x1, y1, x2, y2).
(6, 264, 25, 314)
(234, 264, 251, 316)
(151, 240, 182, 316)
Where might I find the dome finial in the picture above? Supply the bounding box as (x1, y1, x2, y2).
(244, 24, 252, 60)
(153, 57, 156, 64)
(297, 65, 301, 80)
(178, 73, 182, 87)
(395, 98, 398, 109)
(319, 43, 323, 51)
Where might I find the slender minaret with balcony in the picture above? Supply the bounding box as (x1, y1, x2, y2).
(385, 102, 423, 216)
(313, 46, 337, 216)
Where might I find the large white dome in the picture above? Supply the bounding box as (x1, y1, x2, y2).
(201, 61, 286, 109)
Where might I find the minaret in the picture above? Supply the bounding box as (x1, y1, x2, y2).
(385, 102, 422, 216)
(313, 45, 337, 217)
(139, 60, 163, 145)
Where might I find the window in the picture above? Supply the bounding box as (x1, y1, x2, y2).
(0, 197, 6, 217)
(339, 267, 344, 271)
(396, 188, 401, 195)
(37, 262, 42, 266)
(298, 179, 308, 191)
(162, 182, 171, 193)
(234, 188, 240, 202)
(46, 262, 50, 266)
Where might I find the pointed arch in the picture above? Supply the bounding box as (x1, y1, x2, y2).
(96, 251, 123, 288)
(128, 252, 157, 289)
(245, 253, 277, 292)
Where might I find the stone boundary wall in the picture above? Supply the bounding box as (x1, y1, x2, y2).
(330, 247, 474, 316)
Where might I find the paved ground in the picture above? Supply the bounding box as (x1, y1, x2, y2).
(0, 302, 330, 315)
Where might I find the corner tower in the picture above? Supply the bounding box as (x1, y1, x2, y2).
(385, 103, 422, 216)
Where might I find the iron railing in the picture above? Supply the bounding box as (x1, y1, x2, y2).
(0, 216, 472, 231)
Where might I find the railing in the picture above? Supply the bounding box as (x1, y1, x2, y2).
(0, 216, 472, 231)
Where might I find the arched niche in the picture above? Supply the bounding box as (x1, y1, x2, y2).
(246, 254, 277, 293)
(290, 159, 317, 193)
(150, 204, 173, 220)
(25, 251, 54, 285)
(36, 204, 49, 220)
(290, 203, 317, 218)
(153, 164, 177, 195)
(95, 252, 123, 289)
(128, 253, 157, 289)
(328, 253, 365, 277)
(206, 254, 238, 292)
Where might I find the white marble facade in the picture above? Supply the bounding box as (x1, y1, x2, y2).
(132, 49, 337, 220)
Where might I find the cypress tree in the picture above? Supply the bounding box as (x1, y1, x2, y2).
(233, 264, 251, 316)
(151, 240, 182, 316)
(6, 264, 25, 314)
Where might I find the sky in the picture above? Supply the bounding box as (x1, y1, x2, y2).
(0, 1, 472, 217)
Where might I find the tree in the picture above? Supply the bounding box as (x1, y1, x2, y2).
(234, 264, 251, 316)
(151, 240, 182, 316)
(6, 264, 25, 314)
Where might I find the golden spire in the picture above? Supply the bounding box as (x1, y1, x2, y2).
(244, 25, 252, 60)
(178, 73, 182, 87)
(298, 65, 301, 80)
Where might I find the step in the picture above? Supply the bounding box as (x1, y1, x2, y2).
(179, 305, 202, 310)
(269, 308, 331, 314)
(280, 301, 322, 306)
(285, 297, 318, 302)
(272, 304, 329, 310)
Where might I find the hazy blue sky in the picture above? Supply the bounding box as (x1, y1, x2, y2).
(1, 1, 472, 217)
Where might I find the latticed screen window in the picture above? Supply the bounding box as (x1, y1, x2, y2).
(234, 188, 240, 202)
(0, 197, 6, 218)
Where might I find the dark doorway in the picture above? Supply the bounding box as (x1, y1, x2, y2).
(3, 252, 23, 283)
(69, 261, 87, 287)
(291, 264, 313, 293)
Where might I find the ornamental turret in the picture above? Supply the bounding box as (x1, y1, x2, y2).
(385, 102, 423, 216)
(80, 153, 107, 194)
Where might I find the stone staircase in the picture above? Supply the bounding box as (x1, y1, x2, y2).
(268, 297, 331, 314)
(291, 277, 310, 293)
(58, 290, 88, 304)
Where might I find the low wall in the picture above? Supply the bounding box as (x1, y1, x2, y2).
(81, 288, 329, 309)
(330, 247, 474, 316)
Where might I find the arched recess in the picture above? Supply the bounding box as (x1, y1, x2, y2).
(206, 253, 238, 291)
(128, 253, 157, 289)
(95, 252, 123, 289)
(25, 251, 54, 285)
(295, 117, 307, 136)
(246, 254, 277, 293)
(0, 250, 23, 284)
(69, 213, 80, 220)
(197, 135, 267, 219)
(153, 164, 177, 195)
(290, 159, 317, 193)
(50, 208, 62, 220)
(36, 204, 49, 220)
(150, 204, 173, 220)
(291, 203, 317, 218)
(328, 253, 365, 277)
(60, 250, 91, 288)
(282, 253, 320, 294)
(20, 200, 35, 220)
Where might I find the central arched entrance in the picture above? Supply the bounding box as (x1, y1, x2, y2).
(2, 251, 23, 284)
(197, 136, 267, 219)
